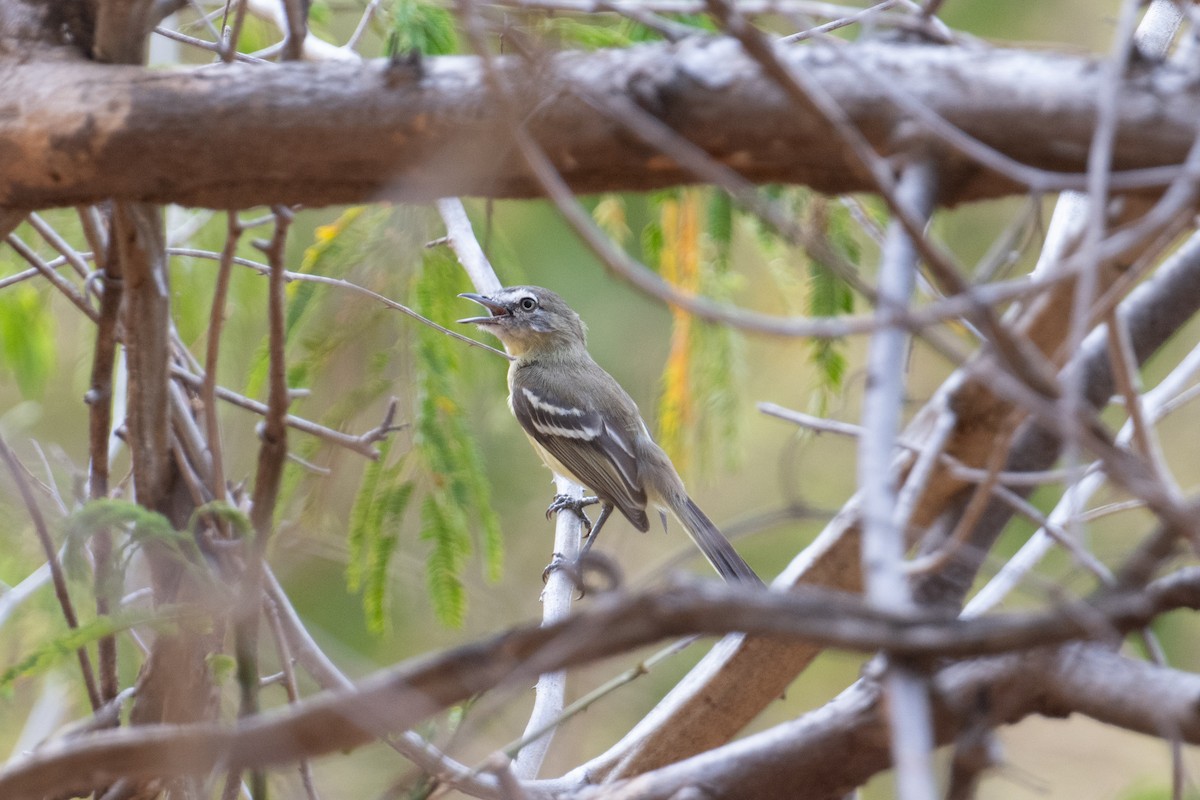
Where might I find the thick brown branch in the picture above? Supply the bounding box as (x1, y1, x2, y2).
(1, 40, 1197, 209)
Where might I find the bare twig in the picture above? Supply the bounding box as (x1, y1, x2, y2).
(221, 0, 250, 62)
(436, 198, 503, 295)
(170, 367, 391, 459)
(1058, 0, 1145, 519)
(345, 0, 386, 50)
(6, 234, 98, 322)
(263, 595, 320, 800)
(27, 213, 92, 279)
(168, 246, 512, 359)
(1104, 308, 1176, 495)
(201, 213, 242, 509)
(781, 0, 902, 43)
(153, 24, 269, 62)
(0, 436, 101, 710)
(237, 206, 293, 800)
(86, 207, 124, 705)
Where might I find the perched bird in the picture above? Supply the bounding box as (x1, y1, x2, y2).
(458, 285, 761, 585)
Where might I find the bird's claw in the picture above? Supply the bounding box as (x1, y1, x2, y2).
(542, 552, 578, 585)
(541, 551, 621, 598)
(545, 493, 600, 531)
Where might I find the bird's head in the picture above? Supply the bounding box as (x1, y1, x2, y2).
(458, 285, 587, 358)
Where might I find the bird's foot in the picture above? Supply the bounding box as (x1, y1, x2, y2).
(541, 551, 621, 597)
(545, 493, 600, 531)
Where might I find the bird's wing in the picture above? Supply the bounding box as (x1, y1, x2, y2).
(511, 383, 650, 531)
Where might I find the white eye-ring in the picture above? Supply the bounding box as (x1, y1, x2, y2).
(519, 296, 538, 311)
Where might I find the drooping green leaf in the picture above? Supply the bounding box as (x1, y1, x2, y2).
(347, 435, 393, 593)
(347, 433, 417, 634)
(707, 190, 734, 252)
(419, 494, 469, 627)
(407, 250, 505, 626)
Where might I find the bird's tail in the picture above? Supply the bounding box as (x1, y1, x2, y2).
(675, 497, 763, 585)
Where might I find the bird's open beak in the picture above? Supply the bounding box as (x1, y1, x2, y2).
(457, 293, 509, 325)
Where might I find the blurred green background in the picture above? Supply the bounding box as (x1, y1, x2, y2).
(4, 1, 1200, 798)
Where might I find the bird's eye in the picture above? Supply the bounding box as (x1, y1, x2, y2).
(519, 296, 538, 312)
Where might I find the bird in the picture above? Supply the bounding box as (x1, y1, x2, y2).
(458, 285, 762, 585)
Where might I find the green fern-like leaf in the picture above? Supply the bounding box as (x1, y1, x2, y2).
(347, 435, 394, 593)
(419, 495, 469, 627)
(408, 251, 505, 625)
(364, 479, 415, 634)
(0, 607, 177, 693)
(64, 499, 201, 607)
(64, 499, 181, 576)
(347, 430, 419, 634)
(388, 0, 458, 56)
(805, 197, 857, 411)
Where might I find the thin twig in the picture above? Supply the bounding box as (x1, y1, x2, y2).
(168, 246, 512, 359)
(1058, 0, 1144, 536)
(170, 367, 392, 459)
(201, 213, 242, 509)
(502, 634, 697, 762)
(345, 0, 385, 50)
(781, 0, 901, 42)
(86, 205, 124, 704)
(435, 199, 503, 295)
(965, 338, 1200, 616)
(0, 436, 102, 710)
(263, 595, 320, 800)
(238, 206, 293, 800)
(27, 213, 92, 279)
(221, 0, 250, 62)
(904, 414, 1017, 577)
(1104, 309, 1177, 496)
(6, 234, 98, 322)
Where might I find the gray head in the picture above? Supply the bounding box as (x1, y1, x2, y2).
(458, 285, 587, 358)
